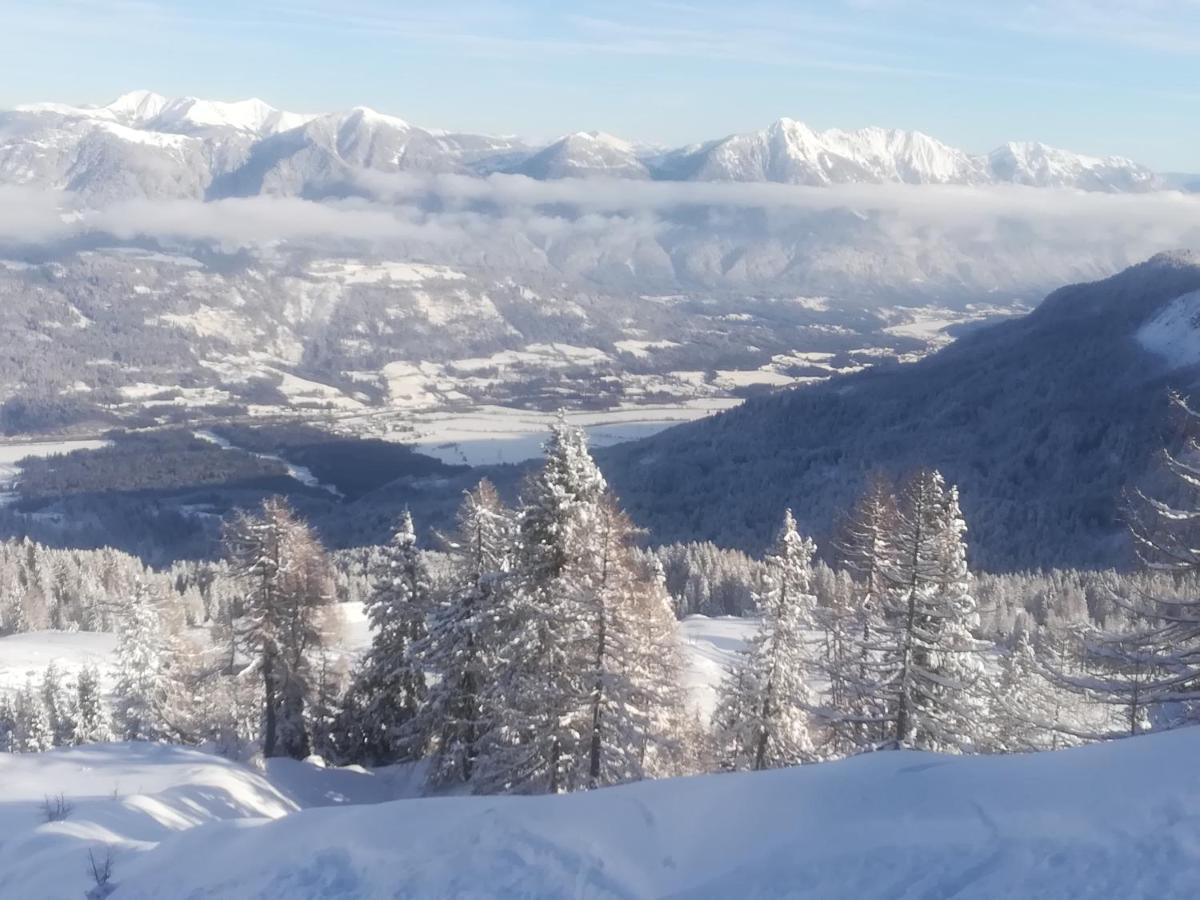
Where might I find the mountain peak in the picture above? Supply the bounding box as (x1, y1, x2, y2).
(104, 90, 169, 121)
(340, 106, 413, 132)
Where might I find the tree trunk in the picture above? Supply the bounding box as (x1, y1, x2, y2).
(588, 611, 606, 788)
(754, 690, 772, 771)
(262, 647, 277, 757)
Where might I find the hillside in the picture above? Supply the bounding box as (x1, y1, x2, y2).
(4, 729, 1200, 898)
(600, 252, 1200, 570)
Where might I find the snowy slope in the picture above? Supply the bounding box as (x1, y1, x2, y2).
(0, 743, 424, 900)
(5, 730, 1200, 897)
(1136, 289, 1200, 369)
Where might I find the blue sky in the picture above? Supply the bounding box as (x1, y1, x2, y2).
(1, 0, 1197, 170)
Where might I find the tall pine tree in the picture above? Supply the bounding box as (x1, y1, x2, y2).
(420, 481, 511, 785)
(713, 510, 817, 771)
(348, 509, 432, 764)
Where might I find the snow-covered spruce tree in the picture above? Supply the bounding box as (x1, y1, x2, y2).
(346, 509, 432, 765)
(819, 475, 897, 755)
(875, 471, 990, 753)
(0, 694, 15, 752)
(40, 661, 77, 748)
(225, 497, 336, 759)
(74, 664, 111, 745)
(474, 420, 606, 794)
(419, 480, 512, 785)
(475, 419, 684, 793)
(111, 580, 167, 742)
(14, 676, 53, 752)
(712, 509, 818, 771)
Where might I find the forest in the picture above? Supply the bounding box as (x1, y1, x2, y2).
(3, 406, 1199, 798)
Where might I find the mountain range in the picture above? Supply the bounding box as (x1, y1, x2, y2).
(0, 90, 1170, 202)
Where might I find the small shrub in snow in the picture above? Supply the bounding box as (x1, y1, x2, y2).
(41, 792, 73, 822)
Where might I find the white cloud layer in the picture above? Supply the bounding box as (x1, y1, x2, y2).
(0, 177, 1197, 296)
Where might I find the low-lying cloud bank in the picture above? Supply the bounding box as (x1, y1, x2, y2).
(1, 176, 1197, 296)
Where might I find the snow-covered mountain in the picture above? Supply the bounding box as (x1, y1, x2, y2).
(987, 141, 1161, 192)
(511, 131, 650, 180)
(661, 118, 990, 186)
(0, 90, 1176, 200)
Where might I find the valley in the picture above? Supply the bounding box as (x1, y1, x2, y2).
(7, 8, 1200, 899)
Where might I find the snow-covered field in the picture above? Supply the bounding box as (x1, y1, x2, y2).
(678, 616, 757, 717)
(394, 402, 742, 466)
(0, 631, 119, 696)
(5, 728, 1200, 898)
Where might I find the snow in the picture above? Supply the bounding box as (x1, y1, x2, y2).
(678, 615, 757, 717)
(0, 631, 118, 697)
(274, 372, 365, 411)
(0, 743, 422, 900)
(614, 339, 680, 358)
(346, 106, 412, 131)
(6, 729, 1200, 898)
(1136, 290, 1200, 370)
(400, 401, 739, 466)
(310, 260, 466, 285)
(158, 306, 248, 339)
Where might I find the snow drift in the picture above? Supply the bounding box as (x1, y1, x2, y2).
(3, 729, 1200, 898)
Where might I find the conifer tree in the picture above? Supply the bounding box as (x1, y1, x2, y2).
(14, 676, 53, 752)
(473, 419, 684, 793)
(875, 470, 989, 753)
(40, 661, 76, 747)
(225, 497, 335, 759)
(712, 510, 817, 771)
(111, 581, 167, 742)
(421, 481, 512, 785)
(74, 664, 111, 745)
(349, 509, 432, 764)
(0, 694, 15, 752)
(820, 475, 897, 754)
(475, 420, 605, 794)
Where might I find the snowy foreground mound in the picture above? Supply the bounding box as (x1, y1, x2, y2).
(4, 733, 1200, 899)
